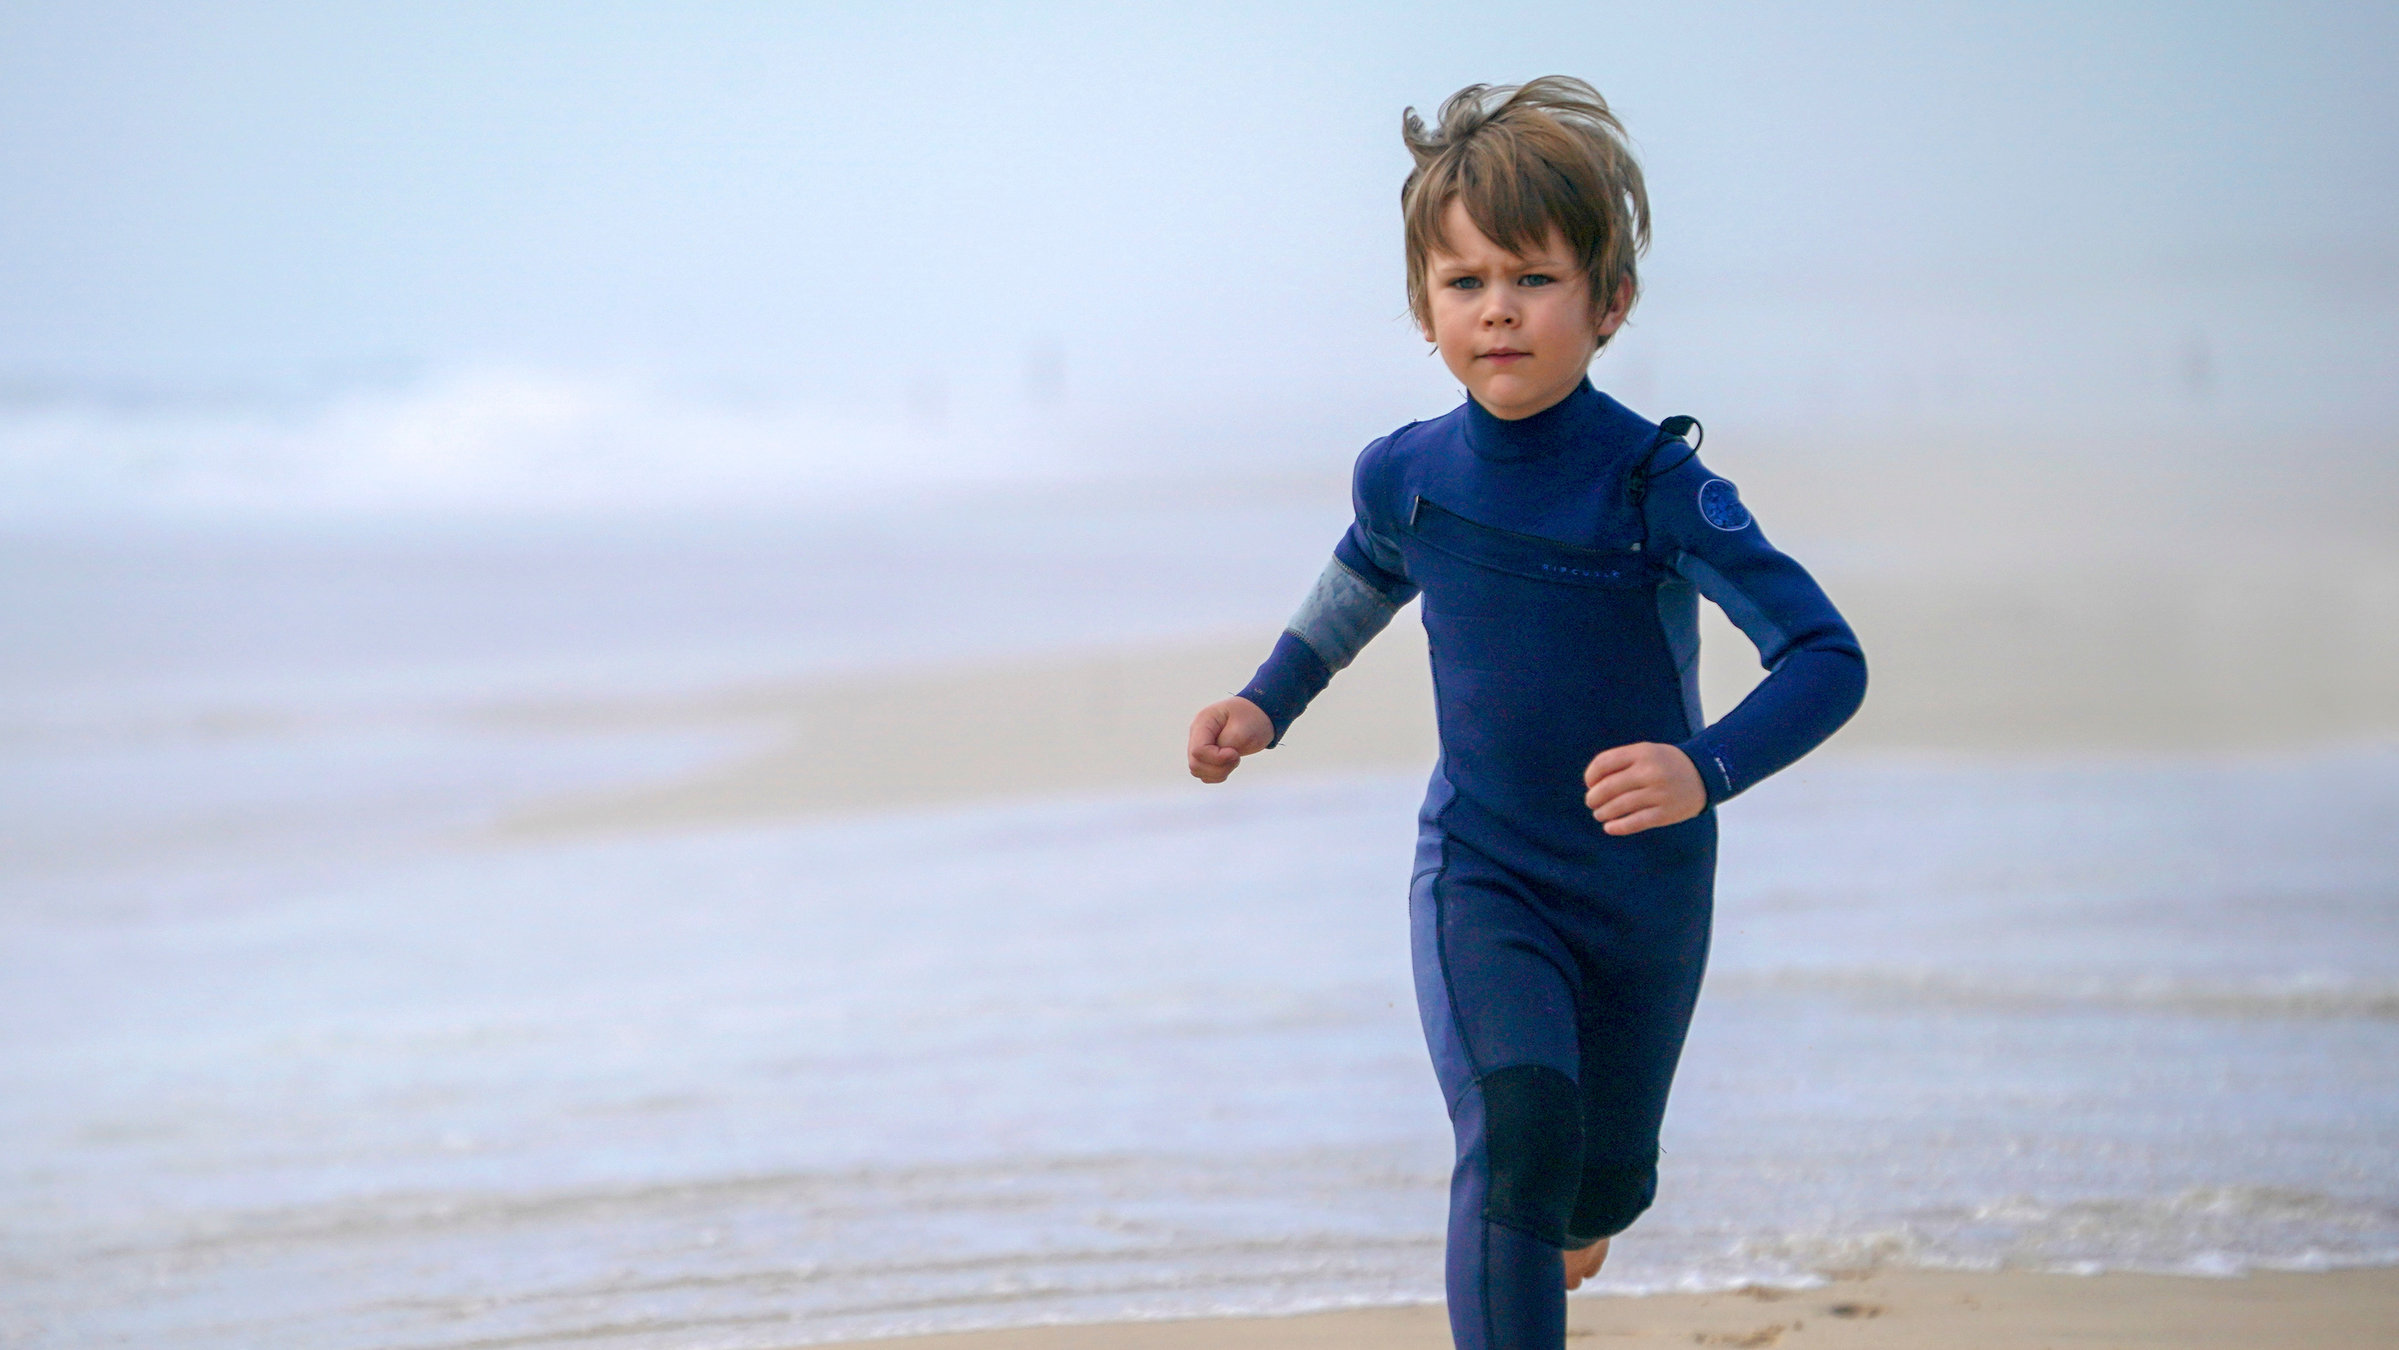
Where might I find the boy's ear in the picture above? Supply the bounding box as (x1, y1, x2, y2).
(1594, 276, 1635, 340)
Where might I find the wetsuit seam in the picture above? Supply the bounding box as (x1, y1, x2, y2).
(1483, 1209, 1565, 1245)
(1637, 567, 1696, 744)
(1283, 624, 1334, 673)
(1431, 835, 1482, 1093)
(1329, 555, 1378, 596)
(1479, 1220, 1497, 1350)
(1426, 651, 1480, 1098)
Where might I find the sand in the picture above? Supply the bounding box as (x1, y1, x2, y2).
(490, 560, 2399, 838)
(478, 426, 2399, 838)
(467, 433, 2399, 1345)
(821, 1268, 2399, 1350)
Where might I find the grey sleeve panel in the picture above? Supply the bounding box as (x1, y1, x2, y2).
(1287, 556, 1404, 673)
(1670, 550, 1793, 670)
(1652, 576, 1705, 737)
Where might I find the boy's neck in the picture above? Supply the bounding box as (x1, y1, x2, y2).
(1464, 378, 1602, 462)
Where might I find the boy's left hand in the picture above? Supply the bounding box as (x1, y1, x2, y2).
(1583, 743, 1706, 836)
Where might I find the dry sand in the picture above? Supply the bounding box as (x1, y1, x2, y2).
(488, 427, 2399, 837)
(491, 554, 2399, 838)
(820, 1268, 2399, 1350)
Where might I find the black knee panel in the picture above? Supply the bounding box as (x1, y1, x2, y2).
(1566, 1157, 1657, 1245)
(1476, 1063, 1583, 1247)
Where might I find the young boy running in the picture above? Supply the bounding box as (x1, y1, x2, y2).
(1185, 78, 1866, 1349)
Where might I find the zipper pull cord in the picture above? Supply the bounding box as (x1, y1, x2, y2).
(1629, 415, 1703, 552)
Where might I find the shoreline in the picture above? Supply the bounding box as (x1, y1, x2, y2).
(815, 1267, 2399, 1349)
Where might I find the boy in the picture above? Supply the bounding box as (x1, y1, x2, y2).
(1184, 79, 1866, 1350)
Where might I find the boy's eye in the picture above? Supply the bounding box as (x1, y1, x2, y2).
(1519, 273, 1554, 288)
(1447, 276, 1482, 291)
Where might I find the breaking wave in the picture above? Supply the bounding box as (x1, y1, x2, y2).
(1733, 1186, 2399, 1281)
(0, 368, 1070, 517)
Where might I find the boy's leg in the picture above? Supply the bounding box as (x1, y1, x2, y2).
(1566, 866, 1712, 1247)
(1410, 846, 1584, 1350)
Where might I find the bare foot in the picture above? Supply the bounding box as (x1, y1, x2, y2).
(1563, 1237, 1609, 1291)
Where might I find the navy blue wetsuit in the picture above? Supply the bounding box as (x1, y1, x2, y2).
(1238, 380, 1865, 1350)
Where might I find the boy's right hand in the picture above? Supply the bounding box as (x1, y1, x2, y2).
(1187, 696, 1273, 783)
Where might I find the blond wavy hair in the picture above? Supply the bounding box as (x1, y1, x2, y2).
(1401, 77, 1650, 346)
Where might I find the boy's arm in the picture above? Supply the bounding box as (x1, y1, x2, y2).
(1646, 455, 1868, 804)
(1191, 435, 1416, 784)
(1234, 520, 1420, 745)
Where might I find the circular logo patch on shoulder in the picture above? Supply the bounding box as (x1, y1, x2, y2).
(1698, 478, 1752, 531)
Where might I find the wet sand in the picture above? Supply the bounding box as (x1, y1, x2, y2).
(825, 1267, 2399, 1350)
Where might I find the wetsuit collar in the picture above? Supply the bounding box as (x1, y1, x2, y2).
(1462, 378, 1606, 462)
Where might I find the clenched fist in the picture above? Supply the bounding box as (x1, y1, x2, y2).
(1187, 696, 1273, 783)
(1582, 742, 1705, 835)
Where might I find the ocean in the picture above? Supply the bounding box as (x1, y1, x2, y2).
(3, 478, 2394, 1347)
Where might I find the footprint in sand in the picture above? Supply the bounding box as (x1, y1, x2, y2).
(1826, 1301, 1887, 1318)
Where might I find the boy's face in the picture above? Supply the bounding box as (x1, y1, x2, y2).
(1420, 199, 1627, 420)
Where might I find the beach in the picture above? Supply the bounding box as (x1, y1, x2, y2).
(842, 1269, 2399, 1349)
(6, 6, 2397, 1344)
(4, 435, 2396, 1348)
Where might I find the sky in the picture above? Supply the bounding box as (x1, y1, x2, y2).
(1, 1, 2393, 500)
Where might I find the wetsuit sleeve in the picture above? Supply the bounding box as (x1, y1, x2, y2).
(1645, 457, 1866, 803)
(1237, 508, 1418, 747)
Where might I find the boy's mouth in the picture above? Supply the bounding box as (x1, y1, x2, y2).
(1481, 347, 1530, 363)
